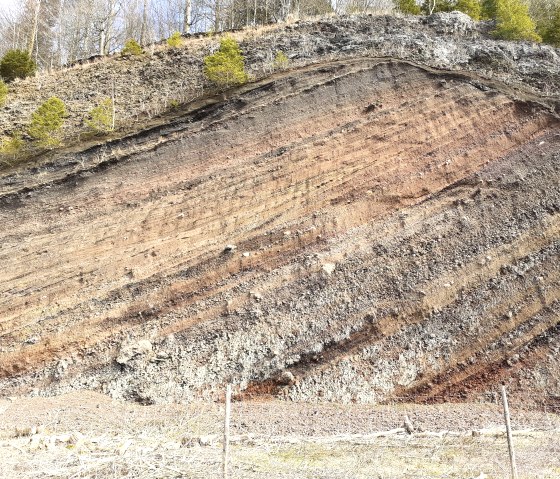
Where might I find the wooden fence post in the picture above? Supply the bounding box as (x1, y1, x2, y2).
(223, 384, 232, 479)
(501, 385, 519, 479)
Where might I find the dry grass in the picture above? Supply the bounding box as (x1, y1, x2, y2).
(2, 428, 559, 478)
(232, 429, 560, 478)
(1, 393, 559, 479)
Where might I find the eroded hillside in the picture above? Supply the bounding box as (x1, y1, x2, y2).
(1, 15, 559, 405)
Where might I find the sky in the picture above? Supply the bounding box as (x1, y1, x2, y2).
(0, 0, 22, 15)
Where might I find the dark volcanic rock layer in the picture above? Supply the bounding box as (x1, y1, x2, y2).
(1, 53, 559, 403)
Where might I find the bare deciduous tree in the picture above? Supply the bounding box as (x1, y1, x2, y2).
(0, 0, 399, 70)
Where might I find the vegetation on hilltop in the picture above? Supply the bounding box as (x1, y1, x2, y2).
(121, 39, 144, 56)
(203, 36, 248, 87)
(0, 0, 556, 74)
(456, 0, 483, 20)
(167, 32, 184, 48)
(0, 50, 36, 82)
(396, 0, 423, 14)
(541, 5, 560, 45)
(493, 0, 541, 41)
(407, 0, 543, 41)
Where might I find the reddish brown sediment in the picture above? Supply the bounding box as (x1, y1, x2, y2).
(1, 56, 559, 405)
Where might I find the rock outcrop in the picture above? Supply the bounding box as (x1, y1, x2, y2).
(0, 14, 559, 405)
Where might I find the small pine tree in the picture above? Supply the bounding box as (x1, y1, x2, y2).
(0, 50, 37, 82)
(493, 0, 541, 41)
(543, 6, 560, 46)
(273, 50, 289, 70)
(85, 98, 114, 134)
(481, 0, 498, 18)
(203, 36, 248, 88)
(456, 0, 482, 19)
(0, 132, 24, 163)
(121, 39, 143, 56)
(0, 80, 8, 106)
(395, 0, 421, 14)
(28, 97, 66, 148)
(167, 31, 183, 48)
(436, 0, 456, 12)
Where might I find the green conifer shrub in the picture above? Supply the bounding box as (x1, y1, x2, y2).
(121, 39, 144, 56)
(493, 0, 541, 41)
(273, 50, 289, 70)
(542, 6, 560, 46)
(456, 0, 482, 19)
(167, 31, 183, 48)
(481, 0, 498, 18)
(85, 98, 114, 134)
(0, 50, 37, 82)
(0, 80, 8, 106)
(395, 0, 421, 14)
(203, 36, 248, 88)
(28, 97, 66, 148)
(0, 132, 24, 164)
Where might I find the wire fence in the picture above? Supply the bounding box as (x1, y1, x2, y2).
(1, 387, 559, 479)
(226, 389, 560, 479)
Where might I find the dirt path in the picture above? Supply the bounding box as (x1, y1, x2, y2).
(2, 391, 559, 437)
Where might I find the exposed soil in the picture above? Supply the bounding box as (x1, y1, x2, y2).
(3, 391, 559, 438)
(1, 16, 559, 408)
(0, 52, 560, 403)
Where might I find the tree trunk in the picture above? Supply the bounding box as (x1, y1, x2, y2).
(214, 0, 221, 31)
(140, 0, 149, 44)
(28, 0, 42, 56)
(99, 28, 106, 55)
(183, 0, 192, 33)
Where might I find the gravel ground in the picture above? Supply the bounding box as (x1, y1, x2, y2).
(3, 391, 560, 437)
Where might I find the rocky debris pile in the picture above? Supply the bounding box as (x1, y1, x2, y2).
(424, 11, 477, 35)
(115, 339, 153, 365)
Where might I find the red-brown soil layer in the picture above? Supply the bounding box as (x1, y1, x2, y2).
(0, 58, 559, 405)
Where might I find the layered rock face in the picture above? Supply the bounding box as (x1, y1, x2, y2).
(1, 23, 559, 404)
